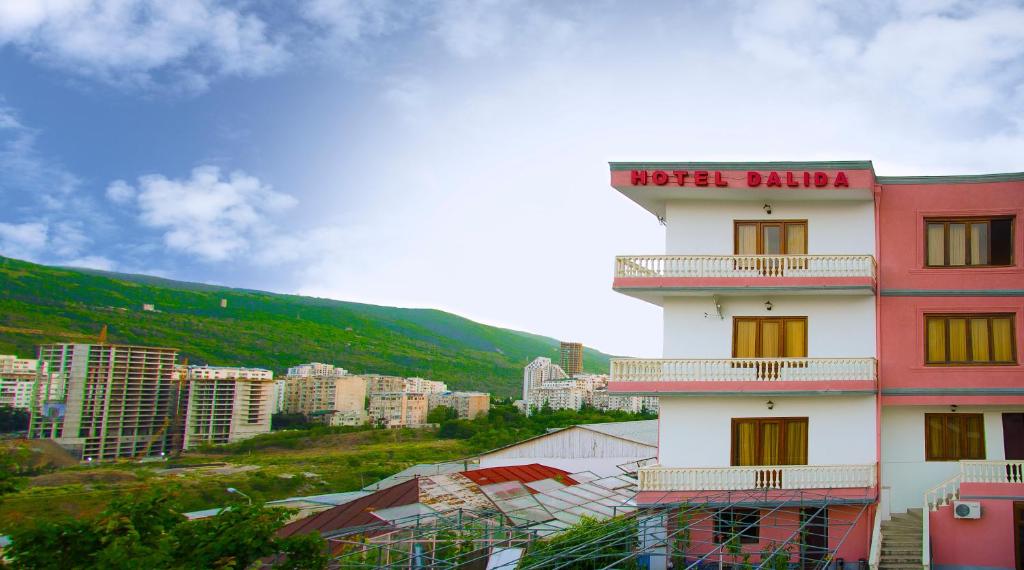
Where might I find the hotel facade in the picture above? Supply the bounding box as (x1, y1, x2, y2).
(607, 161, 1023, 569)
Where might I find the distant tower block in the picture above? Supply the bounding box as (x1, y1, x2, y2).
(559, 341, 584, 376)
(220, 299, 228, 308)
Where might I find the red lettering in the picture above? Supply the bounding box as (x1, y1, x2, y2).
(766, 171, 782, 187)
(672, 170, 688, 185)
(747, 172, 762, 186)
(694, 171, 709, 186)
(631, 170, 648, 185)
(834, 171, 849, 187)
(785, 172, 799, 187)
(714, 171, 729, 187)
(803, 172, 811, 187)
(652, 170, 670, 185)
(813, 172, 828, 187)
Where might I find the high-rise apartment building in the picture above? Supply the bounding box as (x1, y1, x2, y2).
(559, 341, 584, 376)
(368, 392, 429, 428)
(0, 354, 43, 410)
(428, 391, 490, 420)
(286, 362, 347, 378)
(522, 357, 567, 402)
(283, 373, 367, 425)
(29, 343, 182, 460)
(181, 365, 274, 449)
(607, 160, 1024, 569)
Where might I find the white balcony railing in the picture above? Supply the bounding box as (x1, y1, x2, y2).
(615, 254, 876, 279)
(638, 464, 877, 492)
(611, 358, 877, 383)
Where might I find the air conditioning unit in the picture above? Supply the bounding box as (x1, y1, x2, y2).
(953, 501, 981, 519)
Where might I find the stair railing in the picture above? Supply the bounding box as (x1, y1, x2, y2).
(868, 508, 882, 570)
(922, 472, 961, 569)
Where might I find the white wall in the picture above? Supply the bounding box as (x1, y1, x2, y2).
(663, 199, 875, 256)
(881, 405, 1024, 514)
(663, 296, 877, 359)
(658, 395, 877, 468)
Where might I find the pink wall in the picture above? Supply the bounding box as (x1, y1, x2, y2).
(930, 484, 1024, 569)
(879, 297, 1023, 391)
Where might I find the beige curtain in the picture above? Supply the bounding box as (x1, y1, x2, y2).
(970, 318, 990, 362)
(926, 415, 945, 459)
(760, 422, 780, 465)
(760, 321, 781, 357)
(927, 224, 945, 265)
(970, 222, 989, 265)
(735, 320, 757, 358)
(992, 317, 1014, 362)
(945, 415, 963, 458)
(964, 415, 985, 459)
(736, 224, 757, 255)
(948, 318, 968, 362)
(927, 318, 947, 362)
(784, 319, 807, 357)
(762, 226, 782, 255)
(734, 421, 757, 466)
(783, 420, 808, 465)
(948, 223, 967, 265)
(786, 224, 806, 255)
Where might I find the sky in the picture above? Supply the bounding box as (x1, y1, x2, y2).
(0, 0, 1023, 359)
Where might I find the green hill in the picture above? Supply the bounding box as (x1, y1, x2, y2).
(0, 256, 614, 396)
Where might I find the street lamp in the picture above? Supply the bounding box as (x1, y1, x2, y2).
(226, 487, 252, 505)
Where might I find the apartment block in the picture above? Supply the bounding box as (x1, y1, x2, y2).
(0, 354, 43, 410)
(369, 392, 429, 428)
(522, 357, 567, 402)
(607, 160, 1024, 569)
(287, 362, 347, 378)
(182, 365, 274, 449)
(559, 341, 584, 376)
(29, 343, 182, 460)
(404, 377, 447, 394)
(270, 379, 287, 414)
(284, 373, 367, 424)
(363, 374, 408, 394)
(428, 391, 490, 420)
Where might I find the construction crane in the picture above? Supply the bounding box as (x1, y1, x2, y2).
(136, 357, 189, 460)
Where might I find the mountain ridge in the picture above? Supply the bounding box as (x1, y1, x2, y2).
(0, 256, 615, 396)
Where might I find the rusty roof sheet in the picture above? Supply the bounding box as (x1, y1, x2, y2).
(460, 463, 577, 487)
(277, 478, 420, 538)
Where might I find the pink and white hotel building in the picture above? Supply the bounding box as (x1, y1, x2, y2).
(607, 161, 1024, 569)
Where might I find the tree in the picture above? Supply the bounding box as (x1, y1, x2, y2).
(427, 405, 457, 424)
(0, 405, 30, 433)
(4, 489, 329, 569)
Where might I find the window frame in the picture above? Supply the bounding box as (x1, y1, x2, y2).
(713, 507, 760, 545)
(734, 220, 808, 255)
(924, 413, 986, 462)
(732, 317, 808, 358)
(924, 313, 1018, 366)
(730, 417, 809, 466)
(924, 216, 1014, 268)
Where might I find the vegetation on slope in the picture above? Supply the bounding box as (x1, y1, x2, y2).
(0, 255, 614, 396)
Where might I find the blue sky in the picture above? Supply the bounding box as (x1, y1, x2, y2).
(1, 0, 1023, 358)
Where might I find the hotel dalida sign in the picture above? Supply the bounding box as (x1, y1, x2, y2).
(629, 169, 851, 188)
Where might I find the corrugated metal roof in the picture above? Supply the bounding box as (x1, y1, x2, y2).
(575, 420, 658, 446)
(278, 478, 420, 538)
(460, 464, 577, 487)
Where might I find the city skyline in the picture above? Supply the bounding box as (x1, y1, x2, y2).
(1, 1, 1023, 358)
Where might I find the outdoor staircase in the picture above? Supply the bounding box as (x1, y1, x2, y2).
(878, 509, 923, 570)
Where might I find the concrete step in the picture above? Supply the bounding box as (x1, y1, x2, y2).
(879, 565, 925, 570)
(882, 547, 923, 554)
(881, 556, 923, 563)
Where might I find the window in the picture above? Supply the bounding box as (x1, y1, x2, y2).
(926, 217, 1013, 267)
(733, 317, 807, 358)
(735, 221, 807, 255)
(925, 413, 985, 461)
(714, 508, 760, 544)
(925, 314, 1016, 365)
(732, 418, 808, 466)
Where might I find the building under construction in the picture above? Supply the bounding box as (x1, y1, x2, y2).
(182, 365, 275, 449)
(29, 343, 183, 460)
(558, 341, 583, 376)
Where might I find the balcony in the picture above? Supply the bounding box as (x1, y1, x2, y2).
(614, 254, 876, 302)
(638, 464, 877, 492)
(609, 357, 877, 395)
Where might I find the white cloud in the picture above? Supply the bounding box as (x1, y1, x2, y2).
(105, 179, 135, 204)
(0, 222, 48, 260)
(0, 0, 288, 92)
(61, 255, 117, 271)
(121, 165, 297, 261)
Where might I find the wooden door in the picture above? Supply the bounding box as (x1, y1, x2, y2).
(733, 317, 808, 358)
(1016, 502, 1024, 570)
(1004, 413, 1024, 460)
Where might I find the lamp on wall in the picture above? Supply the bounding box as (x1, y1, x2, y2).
(763, 203, 773, 215)
(766, 400, 775, 410)
(764, 300, 773, 311)
(950, 404, 958, 413)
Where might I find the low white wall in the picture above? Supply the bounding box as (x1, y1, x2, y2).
(882, 405, 1024, 514)
(663, 296, 877, 359)
(658, 395, 877, 468)
(664, 199, 875, 256)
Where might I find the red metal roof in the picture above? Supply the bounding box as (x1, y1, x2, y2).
(459, 463, 577, 487)
(277, 478, 420, 538)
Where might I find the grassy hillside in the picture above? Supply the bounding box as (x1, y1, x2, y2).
(0, 256, 613, 396)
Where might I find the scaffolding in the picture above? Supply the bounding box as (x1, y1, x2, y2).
(308, 475, 873, 570)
